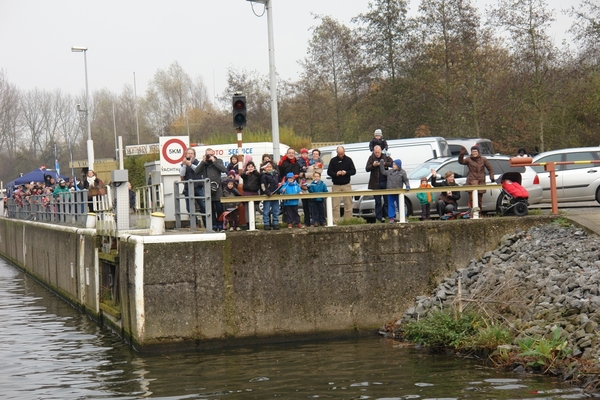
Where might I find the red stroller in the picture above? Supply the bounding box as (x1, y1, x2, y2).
(496, 172, 529, 216)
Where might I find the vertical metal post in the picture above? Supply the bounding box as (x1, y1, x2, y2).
(265, 0, 280, 162)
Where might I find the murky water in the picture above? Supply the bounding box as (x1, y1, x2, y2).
(0, 257, 594, 399)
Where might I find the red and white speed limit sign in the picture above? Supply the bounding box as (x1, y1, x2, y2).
(159, 136, 189, 175)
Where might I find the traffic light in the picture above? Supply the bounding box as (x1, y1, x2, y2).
(232, 94, 247, 128)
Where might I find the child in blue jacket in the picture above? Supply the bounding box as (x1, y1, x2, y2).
(307, 171, 328, 226)
(280, 172, 303, 228)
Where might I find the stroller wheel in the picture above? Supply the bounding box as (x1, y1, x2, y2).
(514, 202, 528, 216)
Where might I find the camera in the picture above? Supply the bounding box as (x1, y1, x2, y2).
(186, 157, 191, 161)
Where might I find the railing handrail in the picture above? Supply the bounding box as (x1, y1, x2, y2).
(221, 184, 499, 203)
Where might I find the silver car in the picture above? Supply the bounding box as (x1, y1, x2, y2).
(531, 147, 600, 204)
(352, 155, 543, 220)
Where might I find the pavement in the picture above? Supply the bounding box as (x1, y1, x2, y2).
(538, 202, 600, 236)
(565, 212, 600, 236)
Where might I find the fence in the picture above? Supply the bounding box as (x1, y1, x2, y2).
(134, 182, 165, 228)
(173, 178, 213, 232)
(6, 187, 112, 227)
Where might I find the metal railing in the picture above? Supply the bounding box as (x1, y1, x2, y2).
(5, 188, 113, 226)
(221, 184, 498, 230)
(134, 182, 164, 228)
(174, 179, 213, 232)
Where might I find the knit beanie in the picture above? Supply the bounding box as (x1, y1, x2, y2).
(394, 159, 402, 169)
(471, 146, 479, 152)
(374, 129, 382, 137)
(286, 172, 295, 179)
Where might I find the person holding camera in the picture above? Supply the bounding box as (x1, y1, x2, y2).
(193, 148, 227, 231)
(430, 169, 461, 218)
(180, 148, 205, 227)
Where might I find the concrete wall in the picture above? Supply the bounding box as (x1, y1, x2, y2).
(0, 218, 99, 316)
(119, 216, 554, 351)
(0, 215, 556, 352)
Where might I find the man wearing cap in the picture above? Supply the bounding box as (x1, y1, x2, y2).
(369, 128, 389, 152)
(458, 146, 494, 213)
(327, 146, 356, 222)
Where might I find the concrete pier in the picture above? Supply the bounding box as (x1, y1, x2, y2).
(0, 215, 556, 352)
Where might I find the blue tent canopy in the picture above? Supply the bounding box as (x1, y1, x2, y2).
(6, 168, 68, 195)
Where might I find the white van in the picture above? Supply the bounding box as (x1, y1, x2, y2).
(315, 137, 451, 189)
(193, 142, 289, 168)
(446, 138, 495, 156)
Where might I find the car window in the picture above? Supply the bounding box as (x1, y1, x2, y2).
(564, 151, 598, 170)
(438, 161, 466, 179)
(491, 159, 526, 175)
(531, 154, 562, 173)
(478, 142, 495, 155)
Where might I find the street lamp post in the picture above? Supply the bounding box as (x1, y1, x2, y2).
(71, 46, 94, 173)
(247, 0, 281, 162)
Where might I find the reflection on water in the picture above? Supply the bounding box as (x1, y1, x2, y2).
(0, 258, 594, 399)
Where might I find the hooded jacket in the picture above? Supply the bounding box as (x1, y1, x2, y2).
(379, 159, 410, 190)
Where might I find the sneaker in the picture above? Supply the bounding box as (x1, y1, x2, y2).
(296, 223, 304, 228)
(264, 225, 271, 230)
(273, 225, 279, 230)
(312, 223, 319, 227)
(389, 218, 395, 223)
(229, 227, 234, 231)
(235, 227, 241, 231)
(288, 224, 293, 228)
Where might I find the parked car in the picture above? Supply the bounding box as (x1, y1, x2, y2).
(352, 155, 543, 220)
(531, 147, 600, 204)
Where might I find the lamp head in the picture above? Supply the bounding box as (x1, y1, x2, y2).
(71, 46, 88, 52)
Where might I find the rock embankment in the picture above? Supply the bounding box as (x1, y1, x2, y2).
(394, 222, 600, 360)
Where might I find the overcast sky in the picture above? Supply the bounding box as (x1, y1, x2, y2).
(0, 0, 574, 108)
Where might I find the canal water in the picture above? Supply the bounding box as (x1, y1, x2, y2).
(0, 258, 594, 399)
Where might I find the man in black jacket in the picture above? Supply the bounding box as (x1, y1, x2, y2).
(366, 145, 393, 223)
(327, 146, 356, 222)
(193, 148, 227, 231)
(180, 148, 205, 227)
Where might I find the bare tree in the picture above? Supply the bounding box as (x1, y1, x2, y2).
(489, 0, 557, 151)
(0, 70, 21, 158)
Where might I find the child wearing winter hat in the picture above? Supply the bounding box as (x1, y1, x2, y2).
(298, 148, 310, 174)
(379, 158, 410, 223)
(280, 172, 303, 228)
(221, 178, 242, 231)
(416, 177, 434, 220)
(369, 128, 389, 152)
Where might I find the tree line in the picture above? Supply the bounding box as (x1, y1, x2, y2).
(1, 0, 599, 185)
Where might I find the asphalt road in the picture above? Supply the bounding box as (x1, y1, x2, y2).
(530, 201, 599, 214)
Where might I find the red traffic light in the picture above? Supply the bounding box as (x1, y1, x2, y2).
(232, 95, 247, 128)
(234, 99, 246, 110)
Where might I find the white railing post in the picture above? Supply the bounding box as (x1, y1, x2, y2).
(472, 189, 480, 219)
(326, 197, 334, 226)
(399, 192, 406, 223)
(248, 200, 256, 231)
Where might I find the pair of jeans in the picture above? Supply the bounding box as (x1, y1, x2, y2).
(262, 199, 280, 227)
(374, 181, 388, 221)
(310, 200, 326, 225)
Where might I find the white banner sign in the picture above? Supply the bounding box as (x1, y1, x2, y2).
(159, 136, 189, 175)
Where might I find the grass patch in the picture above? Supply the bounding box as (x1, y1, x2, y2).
(336, 217, 367, 225)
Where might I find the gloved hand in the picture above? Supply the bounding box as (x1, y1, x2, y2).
(459, 147, 466, 156)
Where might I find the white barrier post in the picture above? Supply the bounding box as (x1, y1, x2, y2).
(326, 197, 334, 226)
(472, 189, 480, 219)
(248, 200, 256, 231)
(86, 212, 97, 228)
(150, 212, 165, 235)
(399, 193, 406, 223)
